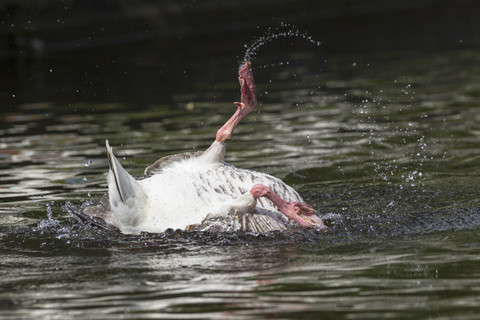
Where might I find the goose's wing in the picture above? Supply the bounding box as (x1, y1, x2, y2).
(186, 209, 288, 233)
(240, 212, 289, 233)
(144, 151, 203, 176)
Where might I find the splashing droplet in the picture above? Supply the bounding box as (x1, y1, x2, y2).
(242, 23, 321, 64)
(46, 202, 53, 220)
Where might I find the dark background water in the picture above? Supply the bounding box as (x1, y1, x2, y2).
(1, 1, 480, 319)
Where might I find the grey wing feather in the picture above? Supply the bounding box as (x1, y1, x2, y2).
(186, 209, 288, 233)
(242, 212, 288, 232)
(65, 195, 120, 232)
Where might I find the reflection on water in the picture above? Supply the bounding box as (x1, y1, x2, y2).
(1, 46, 480, 319)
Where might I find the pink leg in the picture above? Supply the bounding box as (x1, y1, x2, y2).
(250, 184, 327, 229)
(216, 62, 257, 142)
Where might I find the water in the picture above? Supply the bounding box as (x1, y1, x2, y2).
(1, 38, 480, 318)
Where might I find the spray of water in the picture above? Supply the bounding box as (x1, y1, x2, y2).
(242, 22, 321, 64)
(352, 82, 425, 188)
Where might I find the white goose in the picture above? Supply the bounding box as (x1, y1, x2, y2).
(74, 62, 326, 234)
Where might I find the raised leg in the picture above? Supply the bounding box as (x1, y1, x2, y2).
(250, 184, 327, 229)
(216, 62, 257, 142)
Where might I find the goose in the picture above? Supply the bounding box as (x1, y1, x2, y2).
(70, 62, 327, 234)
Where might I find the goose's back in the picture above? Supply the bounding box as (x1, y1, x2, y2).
(137, 158, 303, 231)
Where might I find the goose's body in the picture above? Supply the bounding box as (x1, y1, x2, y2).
(74, 62, 326, 234)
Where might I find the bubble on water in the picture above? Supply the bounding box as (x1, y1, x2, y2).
(242, 23, 321, 64)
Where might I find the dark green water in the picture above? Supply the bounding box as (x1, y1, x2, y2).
(1, 41, 480, 318)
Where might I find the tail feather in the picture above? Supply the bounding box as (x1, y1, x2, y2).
(105, 140, 147, 232)
(106, 140, 138, 204)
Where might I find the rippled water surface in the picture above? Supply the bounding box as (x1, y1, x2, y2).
(1, 45, 480, 319)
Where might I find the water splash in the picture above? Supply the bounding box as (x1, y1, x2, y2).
(242, 22, 321, 64)
(346, 80, 428, 193)
(36, 202, 60, 230)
